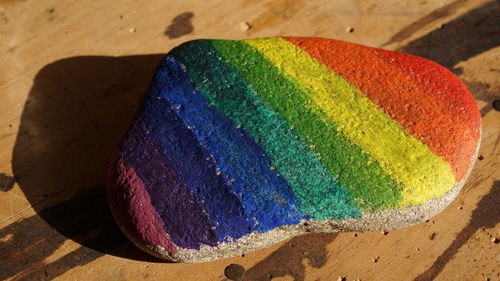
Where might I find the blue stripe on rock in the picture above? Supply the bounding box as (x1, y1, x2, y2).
(150, 56, 305, 231)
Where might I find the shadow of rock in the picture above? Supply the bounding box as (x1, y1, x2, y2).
(4, 54, 165, 279)
(398, 1, 500, 69)
(164, 12, 194, 39)
(413, 181, 499, 281)
(244, 233, 337, 281)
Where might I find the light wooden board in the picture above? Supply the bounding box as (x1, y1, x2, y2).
(0, 0, 499, 280)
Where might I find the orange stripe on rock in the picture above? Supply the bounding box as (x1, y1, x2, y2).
(372, 48, 481, 140)
(286, 36, 478, 181)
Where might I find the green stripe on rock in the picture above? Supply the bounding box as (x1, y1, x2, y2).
(212, 39, 403, 211)
(171, 39, 361, 219)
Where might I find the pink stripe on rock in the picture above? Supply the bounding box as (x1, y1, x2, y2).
(106, 155, 177, 254)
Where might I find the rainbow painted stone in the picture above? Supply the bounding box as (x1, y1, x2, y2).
(106, 37, 481, 262)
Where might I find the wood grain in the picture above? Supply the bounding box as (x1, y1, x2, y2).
(0, 0, 498, 280)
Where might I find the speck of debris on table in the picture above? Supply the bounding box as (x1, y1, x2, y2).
(429, 232, 437, 240)
(239, 21, 251, 31)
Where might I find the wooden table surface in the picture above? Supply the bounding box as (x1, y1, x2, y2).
(1, 0, 499, 280)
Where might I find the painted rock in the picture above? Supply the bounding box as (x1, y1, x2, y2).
(106, 37, 481, 263)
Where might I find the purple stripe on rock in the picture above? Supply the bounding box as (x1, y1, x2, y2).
(121, 122, 217, 249)
(137, 92, 254, 241)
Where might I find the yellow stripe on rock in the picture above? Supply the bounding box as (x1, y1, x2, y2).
(245, 37, 456, 206)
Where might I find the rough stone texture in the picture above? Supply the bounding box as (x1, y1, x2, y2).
(106, 37, 481, 263)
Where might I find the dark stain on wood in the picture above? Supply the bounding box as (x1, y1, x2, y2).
(243, 233, 337, 281)
(165, 12, 194, 39)
(0, 173, 15, 191)
(413, 181, 500, 281)
(246, 0, 304, 35)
